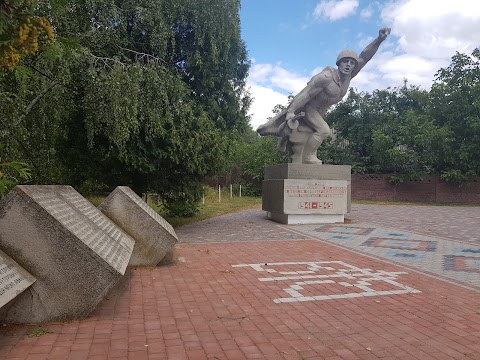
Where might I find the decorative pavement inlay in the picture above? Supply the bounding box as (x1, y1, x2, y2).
(232, 261, 420, 303)
(361, 237, 437, 252)
(444, 255, 480, 273)
(454, 247, 480, 255)
(384, 251, 426, 260)
(323, 234, 357, 241)
(378, 231, 412, 239)
(288, 224, 480, 291)
(314, 225, 374, 235)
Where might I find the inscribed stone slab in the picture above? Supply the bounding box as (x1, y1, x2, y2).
(98, 186, 178, 266)
(264, 163, 352, 212)
(0, 249, 36, 309)
(263, 179, 348, 215)
(0, 185, 135, 323)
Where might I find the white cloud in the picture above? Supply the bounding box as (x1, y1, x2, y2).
(247, 83, 288, 130)
(350, 70, 383, 92)
(314, 0, 359, 21)
(357, 35, 375, 50)
(380, 53, 445, 87)
(269, 67, 309, 94)
(247, 64, 309, 129)
(381, 0, 480, 59)
(360, 6, 373, 19)
(359, 1, 382, 20)
(348, 46, 445, 91)
(249, 63, 309, 94)
(249, 63, 275, 84)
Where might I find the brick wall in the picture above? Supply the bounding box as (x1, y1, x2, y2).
(352, 174, 480, 204)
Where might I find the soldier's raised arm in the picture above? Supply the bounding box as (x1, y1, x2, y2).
(351, 28, 391, 78)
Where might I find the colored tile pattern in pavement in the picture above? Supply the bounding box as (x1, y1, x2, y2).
(444, 255, 480, 273)
(289, 223, 480, 292)
(315, 225, 375, 236)
(360, 237, 438, 252)
(347, 204, 480, 245)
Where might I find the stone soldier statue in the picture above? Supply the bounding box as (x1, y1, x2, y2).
(257, 28, 391, 164)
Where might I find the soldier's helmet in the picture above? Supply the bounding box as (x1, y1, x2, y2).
(336, 50, 359, 66)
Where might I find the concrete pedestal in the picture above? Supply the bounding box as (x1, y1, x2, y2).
(262, 164, 351, 225)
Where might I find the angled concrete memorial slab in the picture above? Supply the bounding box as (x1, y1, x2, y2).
(98, 186, 178, 266)
(0, 185, 135, 323)
(0, 249, 36, 313)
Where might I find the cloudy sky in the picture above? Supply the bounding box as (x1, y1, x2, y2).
(240, 0, 480, 130)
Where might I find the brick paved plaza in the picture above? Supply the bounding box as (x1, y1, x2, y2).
(1, 204, 479, 359)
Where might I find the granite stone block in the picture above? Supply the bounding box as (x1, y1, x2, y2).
(0, 185, 134, 323)
(98, 186, 178, 266)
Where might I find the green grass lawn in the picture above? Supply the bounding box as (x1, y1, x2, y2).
(87, 188, 262, 228)
(159, 196, 262, 227)
(148, 187, 262, 227)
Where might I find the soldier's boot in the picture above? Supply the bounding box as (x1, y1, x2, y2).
(302, 133, 323, 164)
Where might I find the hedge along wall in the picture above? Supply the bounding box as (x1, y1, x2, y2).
(352, 174, 480, 204)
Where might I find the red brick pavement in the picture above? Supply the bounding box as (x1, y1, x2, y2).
(1, 239, 479, 360)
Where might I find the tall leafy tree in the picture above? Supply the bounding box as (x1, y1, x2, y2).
(325, 84, 447, 182)
(0, 0, 59, 195)
(1, 0, 251, 215)
(429, 48, 480, 183)
(0, 0, 54, 69)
